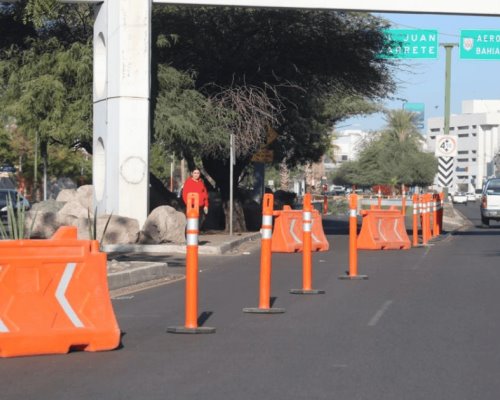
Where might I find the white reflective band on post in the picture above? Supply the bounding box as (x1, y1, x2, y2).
(350, 209, 357, 217)
(303, 211, 312, 221)
(0, 318, 9, 333)
(262, 215, 273, 226)
(261, 228, 272, 239)
(56, 263, 84, 328)
(187, 233, 198, 246)
(187, 218, 199, 231)
(303, 222, 312, 232)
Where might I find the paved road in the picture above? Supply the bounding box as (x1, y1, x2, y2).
(2, 205, 500, 400)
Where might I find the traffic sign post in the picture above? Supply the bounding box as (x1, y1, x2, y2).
(460, 30, 500, 60)
(380, 29, 438, 59)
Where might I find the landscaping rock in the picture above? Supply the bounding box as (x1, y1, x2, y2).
(140, 205, 186, 244)
(76, 215, 140, 245)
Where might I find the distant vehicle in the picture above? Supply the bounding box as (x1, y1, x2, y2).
(466, 192, 476, 202)
(0, 164, 16, 173)
(452, 192, 468, 205)
(480, 178, 500, 226)
(0, 189, 30, 224)
(475, 188, 483, 201)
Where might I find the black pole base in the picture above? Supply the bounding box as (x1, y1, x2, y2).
(166, 326, 216, 334)
(243, 307, 285, 314)
(289, 289, 325, 295)
(338, 274, 368, 280)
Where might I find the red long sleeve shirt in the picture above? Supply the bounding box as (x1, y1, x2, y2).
(182, 178, 209, 207)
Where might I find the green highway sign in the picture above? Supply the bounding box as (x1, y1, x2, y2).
(460, 30, 500, 59)
(380, 29, 438, 59)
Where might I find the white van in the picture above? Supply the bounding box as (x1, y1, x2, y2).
(480, 178, 500, 226)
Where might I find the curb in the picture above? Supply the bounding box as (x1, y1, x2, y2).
(107, 262, 173, 291)
(102, 232, 261, 256)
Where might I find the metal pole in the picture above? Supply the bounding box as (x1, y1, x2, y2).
(442, 43, 457, 136)
(229, 133, 234, 236)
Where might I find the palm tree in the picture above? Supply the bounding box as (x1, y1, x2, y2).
(382, 109, 423, 144)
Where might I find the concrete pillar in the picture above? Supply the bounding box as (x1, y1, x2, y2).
(477, 126, 485, 186)
(93, 0, 151, 227)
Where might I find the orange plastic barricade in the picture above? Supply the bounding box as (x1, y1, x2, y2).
(271, 206, 329, 252)
(0, 226, 120, 357)
(357, 208, 411, 250)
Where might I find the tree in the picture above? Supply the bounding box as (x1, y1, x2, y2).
(333, 110, 437, 188)
(152, 7, 397, 230)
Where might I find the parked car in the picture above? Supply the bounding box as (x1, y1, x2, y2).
(475, 188, 483, 201)
(480, 178, 500, 226)
(0, 189, 30, 224)
(466, 192, 476, 202)
(452, 192, 468, 205)
(0, 164, 16, 173)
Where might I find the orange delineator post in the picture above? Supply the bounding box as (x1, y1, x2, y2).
(168, 193, 215, 334)
(290, 193, 325, 295)
(401, 185, 406, 216)
(339, 194, 368, 280)
(438, 192, 444, 233)
(323, 195, 328, 215)
(0, 226, 120, 357)
(377, 188, 382, 208)
(244, 194, 285, 314)
(412, 194, 420, 247)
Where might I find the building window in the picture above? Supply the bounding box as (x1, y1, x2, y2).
(458, 133, 469, 138)
(457, 125, 469, 130)
(472, 125, 477, 128)
(472, 133, 477, 137)
(472, 150, 477, 154)
(457, 150, 469, 154)
(341, 155, 348, 161)
(472, 158, 476, 162)
(457, 158, 468, 162)
(430, 136, 436, 140)
(430, 128, 440, 132)
(450, 127, 455, 131)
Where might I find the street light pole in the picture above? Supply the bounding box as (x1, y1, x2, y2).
(442, 43, 458, 136)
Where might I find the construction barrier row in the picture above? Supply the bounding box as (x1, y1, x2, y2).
(0, 226, 120, 357)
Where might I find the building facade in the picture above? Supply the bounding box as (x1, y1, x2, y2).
(427, 100, 500, 192)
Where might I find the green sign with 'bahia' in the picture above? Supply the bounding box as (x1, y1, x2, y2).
(460, 30, 500, 60)
(380, 29, 438, 59)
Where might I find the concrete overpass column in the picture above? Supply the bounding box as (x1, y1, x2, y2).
(93, 0, 151, 227)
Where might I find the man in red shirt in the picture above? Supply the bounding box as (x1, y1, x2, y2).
(182, 167, 209, 228)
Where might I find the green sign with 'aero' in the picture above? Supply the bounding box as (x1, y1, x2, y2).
(460, 30, 500, 59)
(380, 29, 438, 59)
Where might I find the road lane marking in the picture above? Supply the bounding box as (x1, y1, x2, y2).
(411, 245, 431, 270)
(368, 300, 393, 327)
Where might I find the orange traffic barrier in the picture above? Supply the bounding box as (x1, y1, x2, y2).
(290, 194, 325, 294)
(339, 194, 368, 280)
(271, 207, 329, 253)
(0, 226, 120, 357)
(168, 193, 215, 334)
(244, 194, 285, 314)
(357, 207, 411, 250)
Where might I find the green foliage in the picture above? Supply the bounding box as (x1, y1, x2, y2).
(0, 195, 36, 240)
(333, 110, 437, 187)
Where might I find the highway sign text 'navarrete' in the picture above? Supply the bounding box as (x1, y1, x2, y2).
(380, 29, 438, 59)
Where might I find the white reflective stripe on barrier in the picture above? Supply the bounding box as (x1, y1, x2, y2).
(187, 218, 199, 231)
(393, 219, 403, 242)
(378, 219, 388, 242)
(187, 233, 198, 246)
(0, 318, 9, 333)
(303, 222, 312, 232)
(261, 228, 272, 239)
(350, 209, 357, 218)
(303, 211, 312, 221)
(289, 219, 302, 243)
(262, 215, 273, 226)
(55, 263, 84, 329)
(310, 220, 320, 243)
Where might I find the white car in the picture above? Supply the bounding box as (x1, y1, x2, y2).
(452, 192, 468, 205)
(466, 192, 476, 202)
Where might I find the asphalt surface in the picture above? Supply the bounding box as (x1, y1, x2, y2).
(2, 202, 500, 399)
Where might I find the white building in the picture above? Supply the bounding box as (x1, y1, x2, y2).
(427, 100, 500, 192)
(326, 129, 374, 171)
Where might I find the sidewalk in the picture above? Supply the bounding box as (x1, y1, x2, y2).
(105, 231, 260, 292)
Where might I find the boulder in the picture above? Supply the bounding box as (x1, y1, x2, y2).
(30, 199, 66, 214)
(56, 188, 78, 203)
(76, 185, 94, 210)
(75, 215, 140, 245)
(58, 200, 91, 219)
(140, 205, 186, 244)
(25, 211, 76, 239)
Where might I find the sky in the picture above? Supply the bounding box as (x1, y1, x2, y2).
(340, 12, 500, 133)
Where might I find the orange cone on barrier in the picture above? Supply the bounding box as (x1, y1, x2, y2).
(0, 226, 120, 357)
(339, 194, 368, 280)
(168, 193, 215, 334)
(290, 193, 325, 294)
(244, 194, 285, 314)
